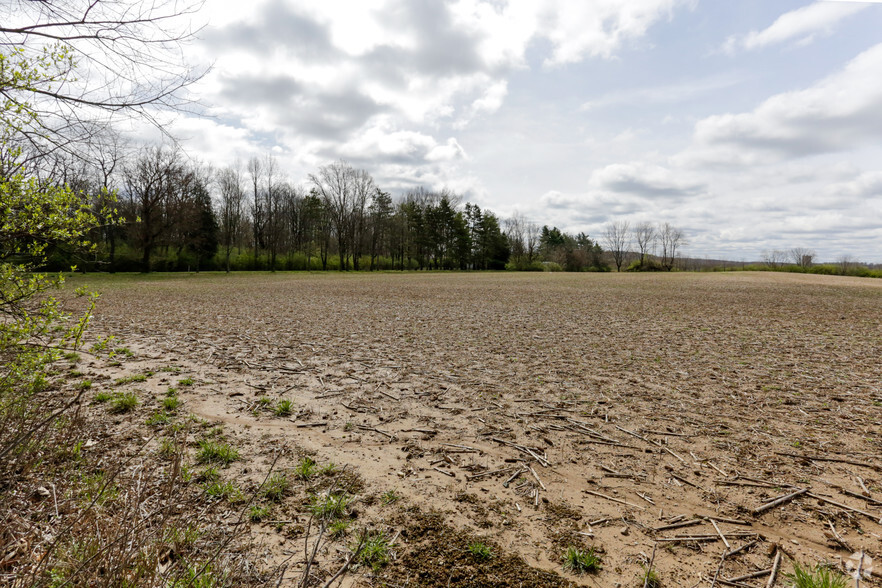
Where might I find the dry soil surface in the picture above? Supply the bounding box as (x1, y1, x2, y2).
(65, 271, 882, 587)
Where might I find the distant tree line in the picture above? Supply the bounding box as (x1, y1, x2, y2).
(28, 146, 617, 273)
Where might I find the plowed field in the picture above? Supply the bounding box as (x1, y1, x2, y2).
(65, 271, 882, 587)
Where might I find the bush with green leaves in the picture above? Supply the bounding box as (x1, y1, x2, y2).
(0, 159, 110, 472)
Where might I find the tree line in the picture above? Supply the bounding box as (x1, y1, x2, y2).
(30, 145, 625, 273)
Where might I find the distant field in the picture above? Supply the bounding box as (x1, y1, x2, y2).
(64, 271, 882, 586)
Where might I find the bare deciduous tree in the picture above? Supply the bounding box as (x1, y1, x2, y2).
(1, 0, 206, 164)
(123, 146, 185, 272)
(349, 168, 376, 270)
(504, 214, 525, 266)
(761, 249, 787, 269)
(790, 247, 815, 269)
(310, 161, 355, 270)
(836, 254, 857, 275)
(658, 222, 685, 271)
(217, 164, 245, 273)
(634, 221, 655, 269)
(604, 220, 631, 272)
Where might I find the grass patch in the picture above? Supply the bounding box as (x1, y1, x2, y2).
(640, 564, 661, 588)
(785, 561, 848, 588)
(294, 456, 317, 480)
(163, 395, 180, 412)
(111, 347, 134, 358)
(261, 473, 290, 501)
(274, 399, 293, 416)
(195, 440, 239, 466)
(357, 531, 390, 571)
(562, 546, 602, 574)
(114, 373, 147, 385)
(146, 411, 171, 426)
(93, 391, 113, 403)
(178, 377, 195, 387)
(308, 492, 350, 520)
(203, 479, 245, 502)
(109, 391, 138, 413)
(329, 519, 350, 538)
(249, 505, 271, 523)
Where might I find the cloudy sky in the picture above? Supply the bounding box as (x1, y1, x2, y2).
(161, 0, 882, 262)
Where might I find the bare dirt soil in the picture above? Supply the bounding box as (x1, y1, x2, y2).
(62, 271, 882, 586)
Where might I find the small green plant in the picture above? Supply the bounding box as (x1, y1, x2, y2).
(785, 561, 848, 588)
(168, 562, 226, 588)
(294, 456, 317, 480)
(274, 399, 293, 416)
(343, 421, 354, 432)
(197, 467, 220, 483)
(166, 386, 178, 396)
(158, 437, 176, 457)
(308, 492, 350, 520)
(163, 395, 180, 412)
(110, 391, 138, 413)
(257, 397, 272, 408)
(114, 373, 147, 385)
(160, 365, 182, 374)
(76, 380, 92, 391)
(563, 546, 602, 574)
(249, 504, 271, 522)
(64, 352, 81, 362)
(203, 479, 245, 502)
(80, 472, 120, 506)
(178, 377, 194, 386)
(640, 564, 661, 588)
(381, 490, 400, 505)
(320, 462, 338, 475)
(195, 440, 239, 466)
(90, 336, 115, 353)
(165, 524, 201, 549)
(93, 391, 113, 403)
(468, 541, 493, 561)
(261, 473, 290, 501)
(112, 346, 134, 357)
(329, 519, 350, 538)
(147, 411, 171, 426)
(357, 531, 390, 571)
(188, 414, 210, 428)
